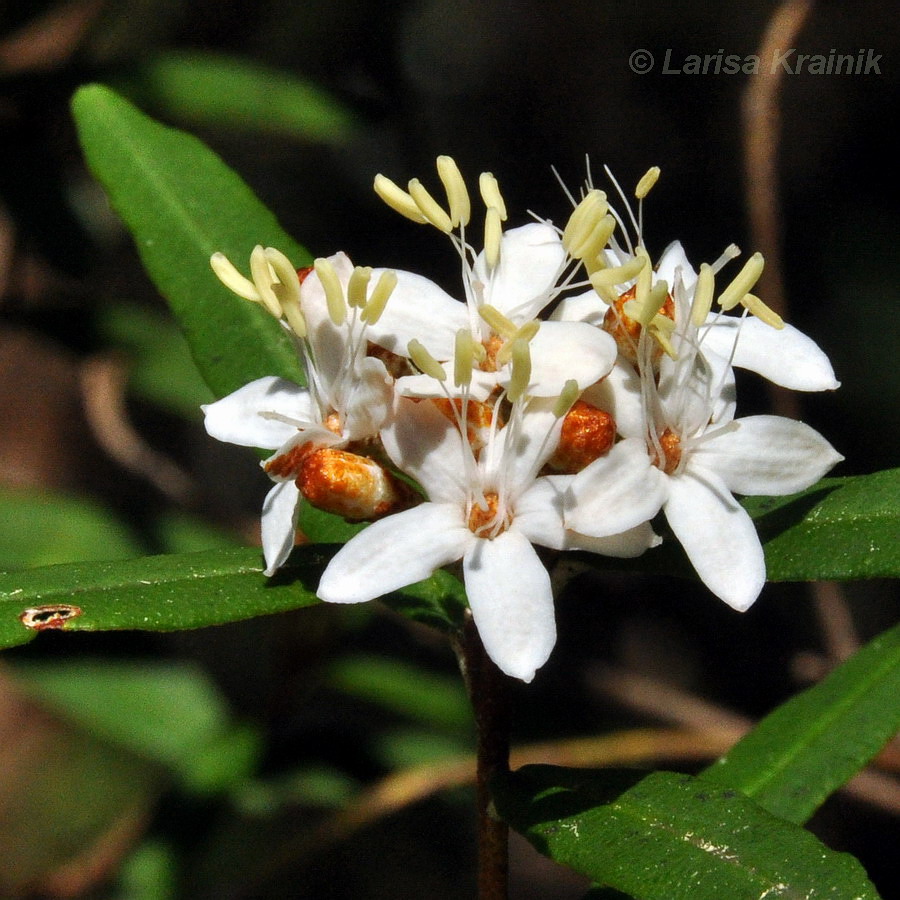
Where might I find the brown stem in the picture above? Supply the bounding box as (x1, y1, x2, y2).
(458, 614, 511, 900)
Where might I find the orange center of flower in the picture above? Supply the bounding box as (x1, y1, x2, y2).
(650, 428, 682, 475)
(602, 285, 675, 364)
(467, 491, 507, 537)
(480, 333, 505, 372)
(431, 397, 493, 452)
(547, 400, 616, 474)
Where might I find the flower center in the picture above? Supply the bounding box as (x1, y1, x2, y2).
(547, 400, 616, 473)
(650, 427, 682, 475)
(467, 491, 508, 538)
(603, 284, 675, 365)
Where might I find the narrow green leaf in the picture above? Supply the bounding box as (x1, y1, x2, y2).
(72, 83, 304, 399)
(494, 766, 880, 900)
(117, 51, 357, 143)
(0, 547, 324, 650)
(747, 468, 900, 580)
(703, 622, 900, 824)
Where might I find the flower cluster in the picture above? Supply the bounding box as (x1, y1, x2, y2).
(203, 158, 842, 682)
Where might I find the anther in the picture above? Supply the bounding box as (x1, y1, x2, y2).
(574, 214, 617, 266)
(484, 206, 502, 269)
(478, 304, 518, 339)
(690, 263, 715, 327)
(361, 270, 397, 325)
(718, 251, 765, 311)
(553, 379, 581, 419)
(408, 339, 447, 381)
(496, 319, 540, 367)
(635, 166, 661, 199)
(314, 257, 347, 326)
(249, 245, 286, 318)
(507, 338, 532, 402)
(373, 174, 428, 224)
(454, 328, 476, 387)
(347, 266, 373, 308)
(408, 178, 453, 233)
(562, 190, 607, 256)
(589, 255, 647, 290)
(436, 156, 471, 228)
(210, 252, 260, 302)
(741, 293, 784, 329)
(478, 172, 508, 221)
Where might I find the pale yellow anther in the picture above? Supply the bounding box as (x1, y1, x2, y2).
(478, 172, 508, 221)
(436, 156, 471, 228)
(691, 263, 715, 327)
(454, 328, 476, 387)
(472, 341, 487, 363)
(652, 328, 678, 359)
(478, 304, 517, 339)
(634, 247, 653, 309)
(638, 279, 669, 327)
(249, 245, 285, 318)
(210, 252, 260, 303)
(718, 251, 765, 311)
(589, 254, 647, 289)
(553, 379, 581, 419)
(408, 178, 453, 233)
(507, 338, 532, 403)
(265, 247, 302, 303)
(373, 174, 428, 224)
(572, 214, 617, 265)
(361, 270, 397, 325)
(347, 266, 373, 308)
(282, 300, 308, 339)
(562, 189, 608, 256)
(741, 293, 784, 329)
(407, 339, 447, 381)
(496, 320, 540, 367)
(314, 257, 347, 326)
(483, 206, 503, 270)
(635, 166, 661, 200)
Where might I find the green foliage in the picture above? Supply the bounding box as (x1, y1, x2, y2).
(116, 51, 358, 143)
(494, 766, 880, 900)
(703, 621, 900, 823)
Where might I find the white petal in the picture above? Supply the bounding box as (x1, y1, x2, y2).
(316, 503, 471, 603)
(364, 269, 468, 359)
(203, 377, 313, 449)
(475, 223, 566, 321)
(655, 241, 697, 293)
(567, 439, 668, 537)
(693, 415, 844, 496)
(525, 322, 617, 395)
(569, 521, 662, 557)
(341, 356, 393, 440)
(395, 367, 496, 402)
(464, 529, 556, 682)
(381, 397, 469, 503)
(261, 480, 301, 575)
(549, 290, 609, 325)
(664, 468, 765, 611)
(702, 316, 840, 391)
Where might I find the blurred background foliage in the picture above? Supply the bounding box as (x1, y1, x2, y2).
(0, 0, 898, 896)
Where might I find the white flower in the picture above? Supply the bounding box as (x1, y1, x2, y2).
(317, 394, 657, 682)
(203, 248, 397, 574)
(566, 249, 843, 610)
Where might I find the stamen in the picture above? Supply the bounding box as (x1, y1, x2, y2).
(249, 245, 285, 318)
(314, 257, 347, 326)
(478, 172, 508, 221)
(718, 251, 765, 311)
(553, 379, 581, 419)
(408, 178, 453, 233)
(361, 270, 397, 325)
(454, 328, 476, 387)
(478, 304, 518, 339)
(635, 279, 669, 327)
(589, 255, 647, 290)
(690, 263, 715, 327)
(507, 338, 532, 402)
(436, 156, 471, 228)
(495, 319, 539, 367)
(347, 266, 372, 308)
(711, 243, 741, 274)
(561, 189, 608, 256)
(741, 292, 784, 329)
(373, 174, 428, 224)
(210, 252, 260, 302)
(635, 166, 661, 199)
(484, 206, 502, 269)
(407, 339, 447, 381)
(576, 214, 617, 270)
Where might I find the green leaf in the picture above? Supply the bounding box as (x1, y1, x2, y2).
(494, 766, 880, 900)
(117, 51, 357, 143)
(11, 659, 260, 794)
(0, 547, 324, 650)
(72, 83, 304, 399)
(0, 487, 143, 569)
(72, 83, 359, 544)
(703, 622, 900, 824)
(747, 468, 900, 580)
